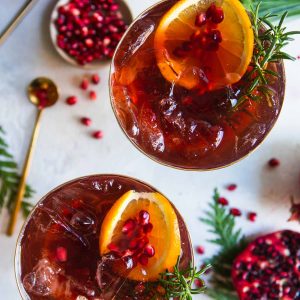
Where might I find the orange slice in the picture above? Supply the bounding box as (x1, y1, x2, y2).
(99, 190, 181, 281)
(154, 0, 254, 90)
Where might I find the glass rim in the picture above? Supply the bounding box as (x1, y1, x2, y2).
(14, 173, 194, 299)
(108, 0, 286, 172)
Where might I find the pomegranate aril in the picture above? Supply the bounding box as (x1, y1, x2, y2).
(144, 244, 155, 257)
(108, 242, 119, 253)
(227, 184, 237, 191)
(138, 254, 149, 266)
(56, 247, 67, 262)
(195, 13, 207, 27)
(128, 239, 139, 250)
(122, 218, 136, 234)
(218, 197, 229, 206)
(93, 130, 103, 139)
(81, 117, 92, 126)
(138, 236, 149, 249)
(66, 96, 78, 105)
(91, 74, 100, 84)
(268, 158, 280, 167)
(196, 245, 205, 255)
(80, 78, 89, 90)
(230, 208, 242, 217)
(89, 90, 97, 100)
(209, 29, 222, 43)
(211, 7, 224, 24)
(194, 279, 204, 288)
(248, 212, 257, 222)
(143, 222, 153, 234)
(139, 210, 150, 225)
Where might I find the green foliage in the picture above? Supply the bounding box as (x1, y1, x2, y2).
(0, 127, 35, 219)
(200, 189, 248, 300)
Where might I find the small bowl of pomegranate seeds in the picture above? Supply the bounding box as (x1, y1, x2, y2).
(15, 174, 194, 299)
(50, 0, 133, 67)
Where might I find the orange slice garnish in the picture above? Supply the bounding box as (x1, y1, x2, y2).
(99, 190, 181, 281)
(154, 0, 254, 90)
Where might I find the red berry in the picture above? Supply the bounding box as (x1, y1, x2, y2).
(122, 218, 136, 234)
(227, 184, 237, 191)
(143, 223, 153, 234)
(196, 245, 205, 255)
(195, 13, 207, 27)
(81, 117, 92, 126)
(80, 78, 89, 90)
(89, 90, 97, 100)
(144, 244, 155, 257)
(93, 130, 103, 139)
(138, 254, 149, 266)
(218, 197, 229, 206)
(56, 247, 67, 262)
(66, 96, 78, 105)
(194, 279, 204, 288)
(91, 74, 100, 84)
(268, 158, 280, 167)
(248, 212, 257, 222)
(230, 208, 242, 217)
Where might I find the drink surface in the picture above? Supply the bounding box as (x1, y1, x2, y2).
(110, 0, 285, 170)
(17, 175, 192, 300)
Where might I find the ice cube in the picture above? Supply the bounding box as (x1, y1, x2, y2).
(92, 179, 122, 194)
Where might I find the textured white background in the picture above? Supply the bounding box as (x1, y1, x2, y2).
(0, 0, 300, 299)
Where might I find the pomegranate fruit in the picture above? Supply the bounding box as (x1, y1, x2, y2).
(232, 230, 300, 300)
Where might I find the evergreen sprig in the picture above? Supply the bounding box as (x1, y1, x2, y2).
(0, 126, 35, 219)
(235, 3, 300, 109)
(158, 257, 211, 300)
(200, 189, 248, 300)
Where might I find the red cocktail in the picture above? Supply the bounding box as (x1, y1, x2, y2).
(15, 175, 193, 299)
(110, 0, 285, 170)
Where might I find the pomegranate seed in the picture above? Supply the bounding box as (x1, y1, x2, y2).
(227, 184, 237, 191)
(209, 29, 222, 43)
(89, 90, 97, 100)
(211, 7, 224, 24)
(93, 130, 103, 139)
(143, 223, 153, 234)
(248, 212, 257, 222)
(91, 74, 100, 84)
(122, 218, 136, 234)
(195, 13, 207, 27)
(268, 158, 280, 167)
(218, 197, 229, 206)
(194, 279, 204, 288)
(139, 210, 150, 225)
(138, 236, 149, 249)
(129, 239, 139, 250)
(66, 96, 78, 105)
(81, 117, 92, 126)
(138, 254, 149, 266)
(108, 242, 119, 253)
(80, 78, 89, 90)
(56, 247, 67, 262)
(144, 244, 155, 257)
(196, 245, 205, 255)
(230, 208, 242, 217)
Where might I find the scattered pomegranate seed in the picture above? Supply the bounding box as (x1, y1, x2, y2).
(195, 13, 207, 27)
(56, 247, 67, 262)
(93, 130, 103, 139)
(80, 117, 92, 126)
(122, 218, 136, 234)
(227, 184, 237, 191)
(66, 96, 78, 105)
(89, 90, 97, 100)
(248, 212, 257, 222)
(230, 208, 242, 217)
(80, 78, 89, 90)
(196, 245, 205, 255)
(143, 223, 153, 234)
(91, 74, 100, 84)
(144, 244, 155, 257)
(268, 158, 280, 167)
(194, 279, 204, 288)
(138, 254, 149, 266)
(218, 197, 229, 206)
(139, 210, 150, 225)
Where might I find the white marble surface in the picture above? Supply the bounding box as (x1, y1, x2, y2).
(0, 0, 300, 299)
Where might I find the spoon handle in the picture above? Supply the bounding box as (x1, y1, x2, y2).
(0, 0, 37, 46)
(7, 109, 43, 236)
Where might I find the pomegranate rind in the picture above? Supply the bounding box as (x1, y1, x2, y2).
(232, 230, 300, 300)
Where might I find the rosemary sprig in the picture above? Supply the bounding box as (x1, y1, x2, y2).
(235, 3, 300, 108)
(200, 189, 248, 299)
(0, 126, 35, 219)
(158, 257, 211, 300)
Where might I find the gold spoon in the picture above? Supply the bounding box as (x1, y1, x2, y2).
(7, 77, 59, 236)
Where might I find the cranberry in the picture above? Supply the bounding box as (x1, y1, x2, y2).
(81, 117, 92, 126)
(268, 158, 280, 167)
(122, 218, 136, 234)
(89, 90, 97, 100)
(230, 208, 242, 217)
(91, 74, 100, 84)
(139, 210, 150, 225)
(196, 245, 205, 255)
(66, 96, 78, 105)
(227, 184, 237, 191)
(248, 212, 257, 222)
(80, 78, 89, 90)
(93, 130, 103, 139)
(144, 245, 155, 257)
(195, 13, 207, 27)
(56, 247, 67, 262)
(218, 197, 229, 206)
